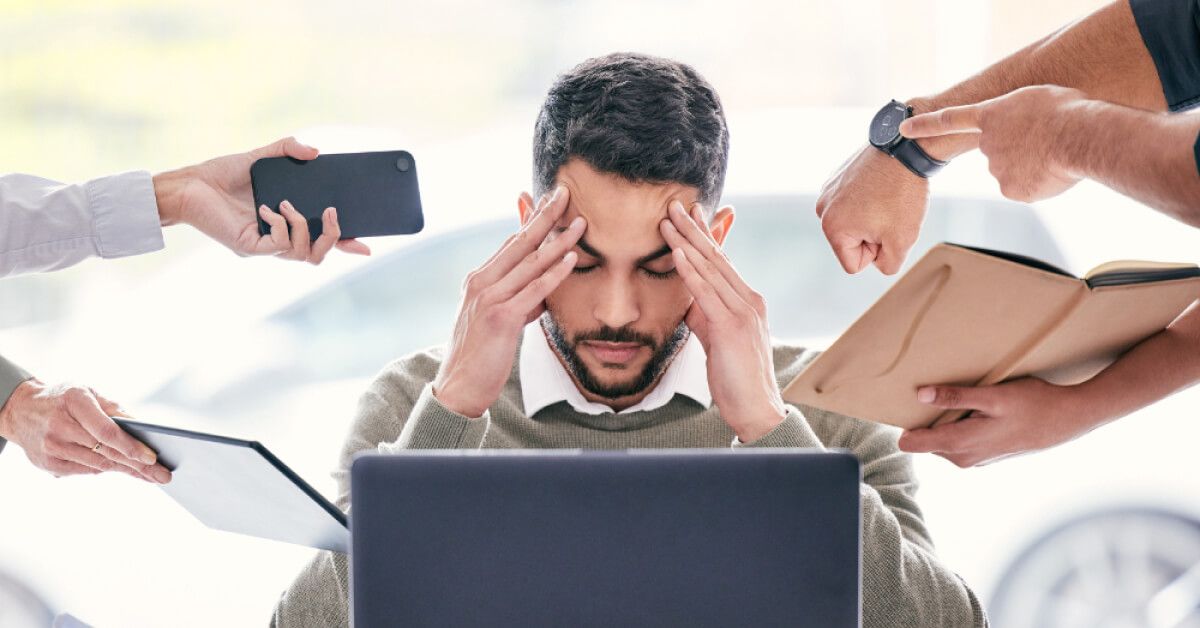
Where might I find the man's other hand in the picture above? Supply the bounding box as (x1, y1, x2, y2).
(660, 201, 787, 443)
(431, 186, 584, 418)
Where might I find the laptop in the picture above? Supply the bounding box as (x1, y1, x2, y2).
(350, 449, 861, 628)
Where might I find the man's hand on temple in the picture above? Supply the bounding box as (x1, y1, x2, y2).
(0, 379, 172, 483)
(432, 186, 584, 418)
(659, 201, 786, 443)
(814, 144, 931, 276)
(900, 85, 1089, 204)
(151, 136, 372, 264)
(897, 377, 1098, 468)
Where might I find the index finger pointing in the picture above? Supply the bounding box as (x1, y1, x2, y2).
(899, 105, 982, 139)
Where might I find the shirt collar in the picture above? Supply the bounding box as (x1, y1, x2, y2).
(518, 319, 711, 417)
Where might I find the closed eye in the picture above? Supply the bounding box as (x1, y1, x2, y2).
(571, 265, 676, 280)
(640, 267, 677, 280)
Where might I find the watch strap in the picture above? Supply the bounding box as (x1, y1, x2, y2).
(891, 137, 947, 178)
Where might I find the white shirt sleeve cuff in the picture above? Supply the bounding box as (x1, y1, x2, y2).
(85, 171, 165, 259)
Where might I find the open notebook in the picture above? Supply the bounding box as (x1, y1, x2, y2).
(782, 243, 1200, 430)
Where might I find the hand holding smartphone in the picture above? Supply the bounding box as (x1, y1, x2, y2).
(251, 150, 425, 241)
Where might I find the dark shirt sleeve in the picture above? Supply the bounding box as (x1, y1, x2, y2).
(1195, 133, 1200, 179)
(1130, 0, 1200, 111)
(0, 353, 33, 455)
(1130, 0, 1200, 178)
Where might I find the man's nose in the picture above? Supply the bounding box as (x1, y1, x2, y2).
(593, 276, 640, 330)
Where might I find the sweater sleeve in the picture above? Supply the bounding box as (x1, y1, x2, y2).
(806, 405, 988, 628)
(0, 353, 33, 455)
(767, 345, 985, 627)
(381, 383, 489, 451)
(732, 404, 826, 448)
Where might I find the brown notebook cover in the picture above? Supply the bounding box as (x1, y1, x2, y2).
(782, 243, 1200, 430)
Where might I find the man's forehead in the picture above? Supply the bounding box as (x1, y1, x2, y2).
(552, 159, 699, 257)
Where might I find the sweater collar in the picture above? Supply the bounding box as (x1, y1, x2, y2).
(518, 319, 711, 418)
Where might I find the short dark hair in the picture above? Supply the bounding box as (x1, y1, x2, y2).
(532, 52, 730, 209)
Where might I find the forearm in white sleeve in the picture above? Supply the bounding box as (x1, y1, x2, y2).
(0, 171, 165, 278)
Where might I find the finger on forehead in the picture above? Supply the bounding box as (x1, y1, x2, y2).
(670, 247, 729, 321)
(492, 216, 586, 302)
(478, 192, 553, 268)
(479, 186, 571, 281)
(666, 203, 758, 303)
(669, 231, 746, 312)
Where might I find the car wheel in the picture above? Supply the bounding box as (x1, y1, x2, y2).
(988, 507, 1200, 628)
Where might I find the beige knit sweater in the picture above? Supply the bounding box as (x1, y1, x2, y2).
(271, 342, 987, 627)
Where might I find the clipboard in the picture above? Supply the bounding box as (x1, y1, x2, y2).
(116, 419, 349, 553)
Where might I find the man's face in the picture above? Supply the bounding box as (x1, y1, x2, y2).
(522, 159, 731, 404)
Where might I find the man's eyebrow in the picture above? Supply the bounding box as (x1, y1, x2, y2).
(636, 244, 672, 265)
(554, 229, 672, 265)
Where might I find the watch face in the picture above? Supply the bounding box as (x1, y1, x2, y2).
(869, 102, 908, 148)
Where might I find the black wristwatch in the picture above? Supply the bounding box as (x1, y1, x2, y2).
(868, 100, 947, 178)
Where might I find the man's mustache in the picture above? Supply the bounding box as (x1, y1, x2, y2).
(572, 326, 658, 350)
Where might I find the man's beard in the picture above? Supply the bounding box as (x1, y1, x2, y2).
(540, 311, 689, 401)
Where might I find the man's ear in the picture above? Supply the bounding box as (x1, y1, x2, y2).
(518, 191, 536, 226)
(708, 205, 736, 246)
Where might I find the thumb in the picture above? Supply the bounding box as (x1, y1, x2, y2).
(898, 416, 989, 459)
(252, 136, 319, 162)
(872, 236, 910, 276)
(916, 384, 996, 413)
(828, 235, 876, 274)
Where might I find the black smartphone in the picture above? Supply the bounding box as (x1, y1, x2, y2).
(251, 150, 424, 241)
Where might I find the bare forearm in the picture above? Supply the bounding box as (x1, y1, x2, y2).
(1070, 300, 1200, 428)
(911, 0, 1164, 160)
(1058, 100, 1200, 224)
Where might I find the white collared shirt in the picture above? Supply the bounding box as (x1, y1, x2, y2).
(518, 320, 712, 417)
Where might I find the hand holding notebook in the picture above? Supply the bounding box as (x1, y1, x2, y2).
(783, 243, 1200, 430)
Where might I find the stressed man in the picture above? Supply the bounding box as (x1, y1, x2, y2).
(272, 53, 986, 627)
